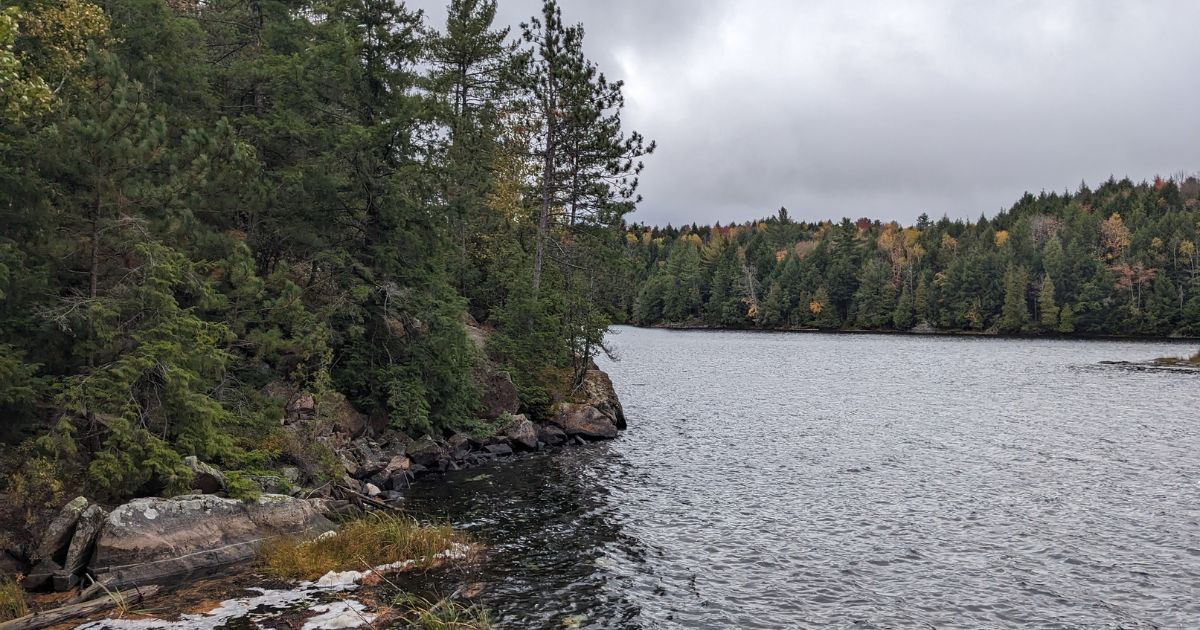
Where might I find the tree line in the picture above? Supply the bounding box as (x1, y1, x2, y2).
(625, 176, 1200, 337)
(0, 0, 648, 501)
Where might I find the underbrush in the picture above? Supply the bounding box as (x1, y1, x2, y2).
(0, 577, 27, 622)
(259, 514, 474, 580)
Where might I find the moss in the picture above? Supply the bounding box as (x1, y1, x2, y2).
(258, 514, 475, 581)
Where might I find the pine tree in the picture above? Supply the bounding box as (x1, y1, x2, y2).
(1038, 273, 1059, 330)
(1058, 304, 1076, 333)
(893, 282, 915, 330)
(999, 265, 1030, 332)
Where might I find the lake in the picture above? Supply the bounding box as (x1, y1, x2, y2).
(404, 327, 1200, 629)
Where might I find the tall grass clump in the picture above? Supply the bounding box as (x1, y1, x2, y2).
(259, 514, 474, 580)
(393, 593, 491, 630)
(0, 577, 27, 622)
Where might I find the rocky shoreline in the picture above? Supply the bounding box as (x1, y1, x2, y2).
(1, 315, 628, 628)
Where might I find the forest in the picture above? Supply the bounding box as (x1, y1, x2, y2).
(0, 0, 648, 504)
(624, 177, 1200, 337)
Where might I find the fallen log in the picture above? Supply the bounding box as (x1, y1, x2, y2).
(0, 585, 159, 630)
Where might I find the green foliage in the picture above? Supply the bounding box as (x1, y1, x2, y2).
(392, 593, 493, 630)
(619, 176, 1200, 337)
(222, 471, 261, 502)
(0, 575, 26, 622)
(2, 0, 639, 501)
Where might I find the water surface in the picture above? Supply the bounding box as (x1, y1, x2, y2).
(406, 328, 1200, 629)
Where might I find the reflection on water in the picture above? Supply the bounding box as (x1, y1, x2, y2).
(404, 328, 1200, 629)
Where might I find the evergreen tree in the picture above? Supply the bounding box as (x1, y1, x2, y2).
(1038, 274, 1059, 330)
(1000, 265, 1030, 332)
(893, 282, 915, 330)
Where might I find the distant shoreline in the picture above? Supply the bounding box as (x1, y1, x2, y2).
(615, 322, 1200, 344)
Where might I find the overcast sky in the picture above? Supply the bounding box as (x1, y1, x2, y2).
(409, 0, 1200, 226)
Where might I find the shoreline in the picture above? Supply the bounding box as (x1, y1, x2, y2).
(625, 322, 1200, 344)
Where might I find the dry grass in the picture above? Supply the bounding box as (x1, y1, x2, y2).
(392, 593, 491, 630)
(259, 514, 475, 581)
(0, 576, 27, 622)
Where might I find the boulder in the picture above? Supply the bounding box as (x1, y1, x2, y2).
(483, 443, 513, 457)
(184, 456, 226, 494)
(386, 471, 413, 491)
(502, 415, 538, 451)
(550, 403, 618, 440)
(346, 439, 389, 479)
(326, 394, 368, 438)
(56, 504, 108, 589)
(406, 436, 448, 468)
(280, 467, 302, 485)
(447, 433, 473, 460)
(23, 559, 60, 591)
(579, 368, 626, 430)
(286, 393, 317, 420)
(34, 496, 89, 564)
(537, 424, 568, 447)
(0, 551, 26, 582)
(478, 370, 520, 420)
(89, 494, 334, 589)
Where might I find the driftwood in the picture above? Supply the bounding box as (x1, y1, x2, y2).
(0, 585, 160, 630)
(333, 485, 397, 512)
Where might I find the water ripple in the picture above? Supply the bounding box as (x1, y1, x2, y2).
(404, 329, 1200, 629)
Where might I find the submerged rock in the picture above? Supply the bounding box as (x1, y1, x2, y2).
(89, 494, 334, 589)
(550, 403, 619, 440)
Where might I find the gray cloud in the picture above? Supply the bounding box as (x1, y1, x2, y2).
(409, 0, 1200, 226)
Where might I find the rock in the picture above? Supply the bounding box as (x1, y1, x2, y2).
(537, 424, 568, 447)
(483, 443, 513, 457)
(323, 393, 368, 438)
(382, 455, 410, 476)
(52, 570, 78, 592)
(60, 504, 108, 581)
(447, 433, 473, 460)
(381, 491, 404, 502)
(502, 415, 538, 451)
(406, 436, 447, 468)
(0, 551, 27, 581)
(550, 403, 618, 440)
(184, 456, 226, 494)
(89, 494, 334, 589)
(24, 559, 61, 590)
(364, 483, 381, 497)
(34, 496, 89, 563)
(280, 467, 302, 485)
(386, 471, 412, 491)
(580, 368, 626, 430)
(286, 393, 317, 420)
(478, 370, 520, 420)
(345, 439, 388, 479)
(250, 474, 292, 495)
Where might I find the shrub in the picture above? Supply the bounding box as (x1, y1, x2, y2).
(0, 577, 27, 622)
(258, 514, 474, 581)
(392, 593, 491, 630)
